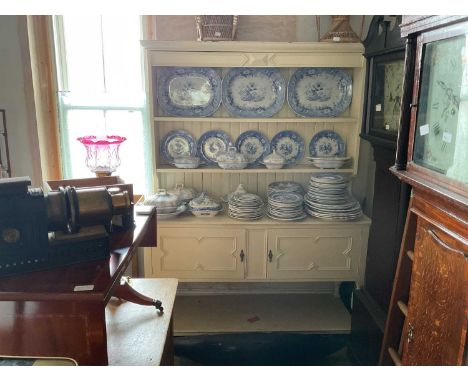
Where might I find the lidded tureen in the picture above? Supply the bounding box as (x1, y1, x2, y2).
(188, 192, 223, 217)
(143, 189, 180, 213)
(222, 183, 247, 203)
(262, 149, 286, 169)
(167, 183, 198, 204)
(216, 145, 248, 169)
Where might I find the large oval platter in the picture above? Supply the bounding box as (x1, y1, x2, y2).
(157, 67, 221, 117)
(287, 68, 352, 117)
(222, 68, 285, 118)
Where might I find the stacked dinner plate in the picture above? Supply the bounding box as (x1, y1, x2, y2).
(267, 192, 306, 221)
(267, 181, 304, 196)
(307, 156, 352, 169)
(304, 173, 362, 221)
(228, 192, 265, 220)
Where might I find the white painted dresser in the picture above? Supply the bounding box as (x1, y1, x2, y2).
(141, 41, 371, 287)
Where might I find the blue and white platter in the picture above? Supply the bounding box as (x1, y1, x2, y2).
(270, 130, 305, 165)
(309, 130, 346, 157)
(157, 67, 222, 117)
(198, 130, 233, 165)
(160, 130, 197, 163)
(235, 130, 270, 165)
(287, 68, 352, 117)
(222, 68, 285, 118)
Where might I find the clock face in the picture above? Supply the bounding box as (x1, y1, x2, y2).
(371, 58, 405, 135)
(413, 34, 468, 184)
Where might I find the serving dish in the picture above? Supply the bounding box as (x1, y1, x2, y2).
(287, 68, 352, 117)
(222, 68, 285, 117)
(157, 67, 221, 117)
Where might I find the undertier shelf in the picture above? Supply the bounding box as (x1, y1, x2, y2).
(155, 165, 355, 174)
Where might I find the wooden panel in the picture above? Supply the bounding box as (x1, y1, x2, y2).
(152, 227, 246, 280)
(402, 219, 468, 365)
(266, 227, 364, 282)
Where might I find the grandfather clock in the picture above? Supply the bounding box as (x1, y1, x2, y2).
(348, 16, 411, 365)
(380, 15, 468, 366)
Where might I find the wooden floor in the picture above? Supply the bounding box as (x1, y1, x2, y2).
(173, 293, 350, 335)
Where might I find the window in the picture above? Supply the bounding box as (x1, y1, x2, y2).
(53, 15, 151, 193)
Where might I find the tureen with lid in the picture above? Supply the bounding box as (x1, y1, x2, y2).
(188, 192, 223, 217)
(143, 189, 180, 213)
(262, 149, 286, 169)
(216, 145, 249, 170)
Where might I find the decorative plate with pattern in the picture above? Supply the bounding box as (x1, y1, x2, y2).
(309, 130, 346, 157)
(157, 67, 222, 117)
(287, 68, 352, 117)
(222, 68, 285, 117)
(271, 130, 305, 165)
(198, 130, 233, 165)
(160, 130, 197, 163)
(235, 130, 270, 165)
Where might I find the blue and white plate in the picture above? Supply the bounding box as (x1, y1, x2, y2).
(287, 68, 352, 117)
(198, 130, 233, 165)
(157, 67, 222, 117)
(222, 68, 285, 117)
(271, 131, 305, 165)
(160, 130, 197, 163)
(235, 130, 270, 165)
(309, 130, 346, 157)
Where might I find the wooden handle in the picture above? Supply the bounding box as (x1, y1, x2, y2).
(428, 229, 466, 257)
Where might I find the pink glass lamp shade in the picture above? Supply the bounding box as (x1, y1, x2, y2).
(77, 135, 126, 177)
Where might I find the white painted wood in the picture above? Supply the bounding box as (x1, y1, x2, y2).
(266, 228, 364, 283)
(151, 227, 246, 280)
(142, 41, 371, 286)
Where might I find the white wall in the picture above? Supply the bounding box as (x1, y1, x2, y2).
(0, 15, 42, 186)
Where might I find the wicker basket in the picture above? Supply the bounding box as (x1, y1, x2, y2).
(196, 16, 238, 41)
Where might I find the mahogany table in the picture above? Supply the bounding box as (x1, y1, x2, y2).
(0, 210, 159, 365)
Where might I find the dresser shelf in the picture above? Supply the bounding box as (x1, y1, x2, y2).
(155, 165, 354, 174)
(153, 116, 358, 124)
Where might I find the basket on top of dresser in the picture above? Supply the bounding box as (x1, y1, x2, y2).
(196, 15, 238, 41)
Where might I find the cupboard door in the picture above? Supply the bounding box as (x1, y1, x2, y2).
(266, 228, 364, 282)
(151, 228, 246, 280)
(402, 219, 468, 365)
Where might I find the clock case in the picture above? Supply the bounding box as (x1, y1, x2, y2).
(397, 18, 468, 199)
(349, 16, 411, 365)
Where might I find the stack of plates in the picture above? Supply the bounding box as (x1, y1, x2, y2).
(228, 192, 265, 220)
(267, 192, 306, 221)
(304, 173, 362, 221)
(267, 181, 304, 196)
(307, 156, 351, 169)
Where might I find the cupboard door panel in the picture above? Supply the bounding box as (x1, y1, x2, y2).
(402, 219, 468, 365)
(152, 228, 246, 280)
(266, 228, 364, 281)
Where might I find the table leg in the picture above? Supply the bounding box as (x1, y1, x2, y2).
(112, 277, 164, 313)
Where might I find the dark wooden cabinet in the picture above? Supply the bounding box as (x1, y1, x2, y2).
(380, 15, 468, 366)
(349, 16, 410, 365)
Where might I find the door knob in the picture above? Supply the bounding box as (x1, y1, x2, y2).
(268, 250, 273, 262)
(240, 249, 245, 262)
